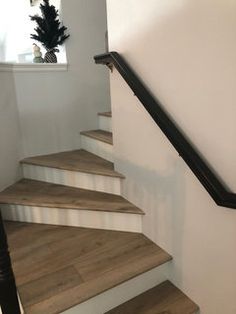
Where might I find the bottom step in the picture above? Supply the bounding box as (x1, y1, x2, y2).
(105, 281, 199, 314)
(5, 221, 171, 314)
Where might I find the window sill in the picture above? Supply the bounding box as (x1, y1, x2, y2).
(0, 62, 68, 72)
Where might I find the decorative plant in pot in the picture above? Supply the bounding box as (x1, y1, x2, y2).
(30, 0, 70, 63)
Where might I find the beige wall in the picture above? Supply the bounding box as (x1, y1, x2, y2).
(0, 72, 21, 191)
(15, 0, 110, 157)
(107, 1, 236, 313)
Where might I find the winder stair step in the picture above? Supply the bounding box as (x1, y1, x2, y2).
(0, 179, 143, 215)
(5, 221, 172, 314)
(80, 130, 113, 145)
(21, 149, 123, 178)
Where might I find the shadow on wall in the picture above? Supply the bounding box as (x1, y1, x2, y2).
(110, 0, 236, 191)
(116, 153, 186, 279)
(108, 1, 236, 312)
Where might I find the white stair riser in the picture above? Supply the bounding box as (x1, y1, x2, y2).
(98, 116, 112, 132)
(81, 135, 114, 162)
(62, 264, 170, 314)
(22, 164, 122, 195)
(1, 205, 142, 233)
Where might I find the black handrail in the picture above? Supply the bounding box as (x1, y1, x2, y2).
(94, 51, 236, 210)
(0, 211, 21, 314)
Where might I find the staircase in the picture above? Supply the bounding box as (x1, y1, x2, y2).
(0, 111, 199, 313)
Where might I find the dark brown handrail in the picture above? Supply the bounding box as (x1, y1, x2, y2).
(94, 51, 236, 209)
(0, 211, 21, 314)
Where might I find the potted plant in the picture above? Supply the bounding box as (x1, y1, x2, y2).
(30, 0, 70, 63)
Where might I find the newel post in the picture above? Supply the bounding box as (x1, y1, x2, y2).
(0, 211, 21, 314)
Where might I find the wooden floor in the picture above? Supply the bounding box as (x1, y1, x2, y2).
(5, 221, 172, 314)
(0, 179, 144, 215)
(21, 149, 124, 178)
(80, 130, 113, 145)
(106, 281, 199, 314)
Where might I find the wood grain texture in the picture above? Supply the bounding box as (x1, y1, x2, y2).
(21, 149, 124, 178)
(80, 130, 113, 145)
(105, 280, 199, 314)
(4, 221, 172, 314)
(19, 266, 83, 308)
(0, 179, 144, 215)
(98, 111, 112, 117)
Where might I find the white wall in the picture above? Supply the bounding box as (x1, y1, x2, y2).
(15, 0, 110, 157)
(0, 71, 21, 191)
(107, 1, 236, 313)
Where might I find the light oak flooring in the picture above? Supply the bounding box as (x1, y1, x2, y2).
(21, 149, 124, 178)
(5, 221, 172, 314)
(0, 179, 144, 215)
(80, 130, 113, 145)
(106, 280, 199, 314)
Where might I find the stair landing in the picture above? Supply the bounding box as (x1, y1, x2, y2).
(5, 221, 172, 314)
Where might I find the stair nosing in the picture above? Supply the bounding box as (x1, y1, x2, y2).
(98, 111, 112, 117)
(1, 200, 144, 215)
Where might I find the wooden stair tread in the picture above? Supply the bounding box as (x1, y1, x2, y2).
(105, 280, 199, 314)
(5, 221, 172, 314)
(0, 179, 144, 215)
(98, 111, 112, 117)
(80, 129, 113, 145)
(21, 149, 124, 178)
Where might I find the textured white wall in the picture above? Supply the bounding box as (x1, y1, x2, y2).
(107, 1, 236, 313)
(0, 72, 21, 191)
(14, 0, 110, 157)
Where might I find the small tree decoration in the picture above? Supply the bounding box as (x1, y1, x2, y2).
(30, 0, 70, 63)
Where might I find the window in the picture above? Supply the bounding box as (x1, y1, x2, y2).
(0, 0, 67, 63)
